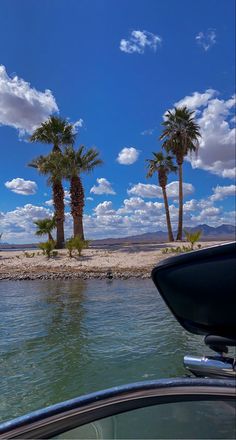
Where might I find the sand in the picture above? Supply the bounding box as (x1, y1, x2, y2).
(0, 241, 228, 280)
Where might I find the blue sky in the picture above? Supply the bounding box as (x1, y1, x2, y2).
(0, 0, 235, 243)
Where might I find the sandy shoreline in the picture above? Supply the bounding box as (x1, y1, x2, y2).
(0, 241, 229, 280)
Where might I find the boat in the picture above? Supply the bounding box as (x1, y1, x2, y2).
(0, 242, 235, 439)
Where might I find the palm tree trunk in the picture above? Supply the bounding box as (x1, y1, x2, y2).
(73, 216, 84, 239)
(48, 232, 53, 241)
(162, 186, 174, 242)
(176, 163, 183, 241)
(53, 181, 65, 248)
(70, 175, 85, 240)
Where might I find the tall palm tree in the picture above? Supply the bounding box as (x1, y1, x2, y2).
(34, 217, 56, 241)
(30, 116, 75, 152)
(29, 116, 75, 247)
(29, 153, 66, 248)
(63, 146, 103, 239)
(160, 106, 201, 240)
(146, 152, 177, 242)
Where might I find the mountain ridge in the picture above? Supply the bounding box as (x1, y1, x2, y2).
(92, 224, 235, 245)
(0, 224, 235, 248)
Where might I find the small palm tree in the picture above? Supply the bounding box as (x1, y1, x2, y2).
(29, 153, 66, 248)
(146, 152, 177, 242)
(34, 217, 56, 241)
(30, 115, 75, 152)
(184, 229, 202, 250)
(160, 106, 201, 240)
(63, 146, 103, 239)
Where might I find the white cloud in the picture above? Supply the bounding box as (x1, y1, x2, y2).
(72, 118, 84, 134)
(0, 204, 53, 243)
(195, 29, 216, 51)
(117, 147, 140, 165)
(45, 199, 54, 207)
(128, 183, 159, 198)
(210, 185, 236, 201)
(5, 178, 38, 195)
(90, 178, 116, 195)
(93, 201, 116, 216)
(174, 90, 236, 179)
(120, 30, 161, 54)
(141, 127, 156, 135)
(1, 194, 235, 243)
(174, 89, 217, 110)
(86, 197, 94, 201)
(0, 65, 58, 136)
(166, 182, 194, 198)
(127, 181, 194, 198)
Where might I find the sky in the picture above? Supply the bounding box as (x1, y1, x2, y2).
(0, 0, 235, 243)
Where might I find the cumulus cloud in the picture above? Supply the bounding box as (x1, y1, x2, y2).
(210, 185, 236, 201)
(0, 204, 53, 242)
(5, 178, 38, 195)
(72, 118, 84, 134)
(174, 89, 217, 110)
(117, 147, 140, 165)
(0, 65, 58, 136)
(93, 201, 116, 216)
(1, 193, 235, 243)
(120, 30, 161, 54)
(195, 29, 216, 51)
(127, 181, 194, 198)
(174, 90, 236, 178)
(90, 178, 116, 195)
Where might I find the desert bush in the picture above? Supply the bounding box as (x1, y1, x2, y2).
(66, 236, 89, 257)
(38, 240, 55, 258)
(162, 245, 192, 255)
(23, 251, 35, 258)
(65, 238, 75, 258)
(73, 237, 89, 256)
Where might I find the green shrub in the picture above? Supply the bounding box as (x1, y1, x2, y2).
(65, 238, 75, 258)
(65, 236, 90, 257)
(23, 251, 35, 258)
(38, 240, 55, 258)
(162, 245, 192, 255)
(73, 237, 89, 256)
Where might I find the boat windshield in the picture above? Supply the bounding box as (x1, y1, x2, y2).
(54, 399, 236, 439)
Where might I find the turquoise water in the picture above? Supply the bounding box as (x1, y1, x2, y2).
(0, 279, 204, 423)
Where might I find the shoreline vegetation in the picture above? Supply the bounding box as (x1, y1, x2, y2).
(0, 241, 228, 281)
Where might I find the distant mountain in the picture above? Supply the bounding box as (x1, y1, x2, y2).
(92, 224, 235, 245)
(1, 224, 235, 249)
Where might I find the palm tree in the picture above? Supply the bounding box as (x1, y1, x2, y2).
(34, 217, 56, 241)
(30, 115, 75, 152)
(146, 152, 177, 242)
(29, 153, 66, 248)
(160, 106, 201, 240)
(63, 146, 103, 239)
(29, 116, 75, 247)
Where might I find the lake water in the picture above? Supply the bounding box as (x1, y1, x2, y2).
(0, 279, 205, 423)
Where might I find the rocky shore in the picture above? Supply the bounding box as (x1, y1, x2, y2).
(0, 266, 151, 281)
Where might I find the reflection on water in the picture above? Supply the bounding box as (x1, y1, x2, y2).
(0, 279, 205, 422)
